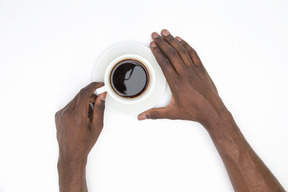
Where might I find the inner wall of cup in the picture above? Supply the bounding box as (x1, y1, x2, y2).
(105, 54, 155, 104)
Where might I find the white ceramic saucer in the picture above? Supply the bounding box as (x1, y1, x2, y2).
(92, 41, 167, 115)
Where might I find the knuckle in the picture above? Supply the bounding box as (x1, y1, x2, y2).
(189, 47, 198, 57)
(180, 40, 188, 48)
(78, 89, 89, 99)
(77, 91, 85, 100)
(179, 47, 188, 55)
(185, 69, 195, 78)
(79, 88, 86, 95)
(54, 110, 60, 120)
(160, 58, 170, 67)
(167, 48, 177, 56)
(62, 110, 71, 119)
(191, 47, 197, 54)
(172, 76, 182, 86)
(198, 66, 205, 73)
(154, 47, 162, 55)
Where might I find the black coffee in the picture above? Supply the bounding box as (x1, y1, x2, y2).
(110, 59, 149, 98)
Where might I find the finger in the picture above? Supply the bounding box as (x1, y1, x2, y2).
(75, 82, 104, 113)
(91, 92, 106, 134)
(176, 37, 203, 68)
(88, 94, 97, 120)
(176, 37, 218, 93)
(150, 41, 179, 87)
(161, 29, 193, 68)
(57, 93, 78, 114)
(57, 86, 96, 119)
(138, 107, 169, 120)
(152, 32, 186, 74)
(67, 95, 78, 111)
(89, 94, 97, 104)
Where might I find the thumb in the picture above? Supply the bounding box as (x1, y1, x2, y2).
(138, 107, 169, 120)
(92, 92, 106, 130)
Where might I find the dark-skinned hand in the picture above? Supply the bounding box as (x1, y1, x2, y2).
(138, 29, 229, 129)
(55, 82, 106, 163)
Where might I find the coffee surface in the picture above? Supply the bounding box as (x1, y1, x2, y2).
(110, 59, 149, 98)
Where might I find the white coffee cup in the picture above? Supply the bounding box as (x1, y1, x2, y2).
(94, 54, 155, 105)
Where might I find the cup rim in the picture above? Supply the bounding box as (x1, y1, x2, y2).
(104, 54, 155, 105)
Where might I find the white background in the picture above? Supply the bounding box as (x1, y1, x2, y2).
(0, 0, 287, 191)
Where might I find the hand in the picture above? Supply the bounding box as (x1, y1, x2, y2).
(138, 30, 286, 192)
(55, 82, 106, 163)
(138, 29, 229, 127)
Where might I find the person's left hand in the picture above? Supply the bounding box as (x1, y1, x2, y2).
(55, 82, 106, 164)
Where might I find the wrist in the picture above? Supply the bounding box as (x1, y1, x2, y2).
(57, 156, 87, 179)
(201, 110, 236, 134)
(202, 111, 247, 162)
(58, 151, 88, 165)
(58, 157, 87, 172)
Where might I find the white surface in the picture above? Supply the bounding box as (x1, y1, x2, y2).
(92, 42, 167, 114)
(0, 0, 287, 191)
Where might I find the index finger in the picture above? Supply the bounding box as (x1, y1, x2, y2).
(74, 82, 105, 113)
(152, 32, 186, 75)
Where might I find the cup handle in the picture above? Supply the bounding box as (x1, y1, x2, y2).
(94, 86, 107, 96)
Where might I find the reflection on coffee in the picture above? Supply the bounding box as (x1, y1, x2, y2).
(110, 59, 149, 98)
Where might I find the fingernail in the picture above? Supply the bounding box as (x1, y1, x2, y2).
(152, 32, 159, 38)
(100, 93, 106, 101)
(138, 115, 147, 120)
(162, 29, 170, 36)
(176, 36, 182, 41)
(151, 41, 157, 48)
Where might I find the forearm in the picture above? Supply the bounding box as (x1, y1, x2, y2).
(204, 112, 285, 192)
(58, 159, 88, 192)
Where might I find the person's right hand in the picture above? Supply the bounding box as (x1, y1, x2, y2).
(138, 29, 230, 127)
